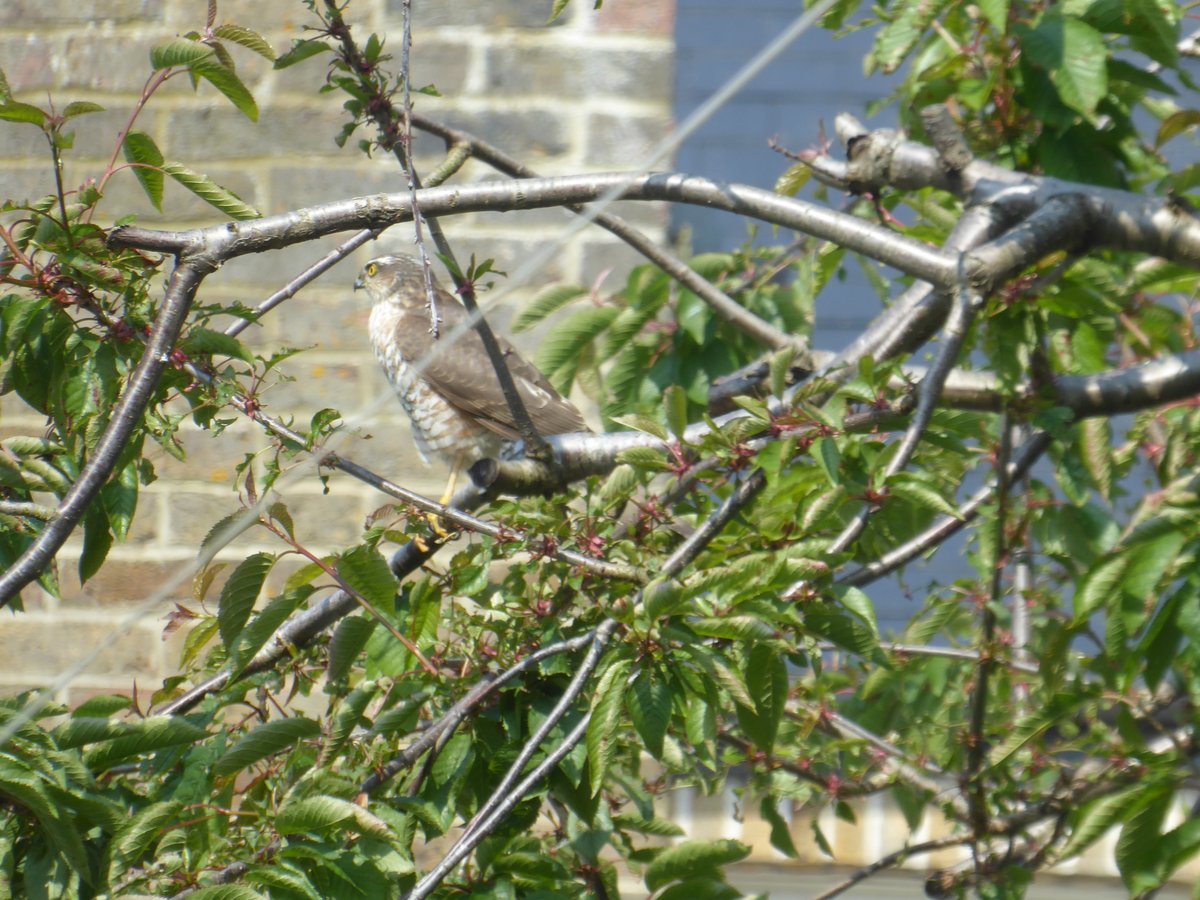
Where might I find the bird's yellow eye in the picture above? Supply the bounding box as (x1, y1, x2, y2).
(366, 263, 378, 277)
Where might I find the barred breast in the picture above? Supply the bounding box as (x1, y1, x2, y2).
(368, 301, 506, 465)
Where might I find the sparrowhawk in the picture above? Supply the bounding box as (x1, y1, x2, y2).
(355, 255, 587, 478)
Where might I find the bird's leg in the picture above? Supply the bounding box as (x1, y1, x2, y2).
(421, 454, 463, 545)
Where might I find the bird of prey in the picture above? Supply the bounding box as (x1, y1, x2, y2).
(355, 254, 587, 491)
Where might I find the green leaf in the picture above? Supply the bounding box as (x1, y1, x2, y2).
(512, 284, 587, 332)
(61, 100, 104, 119)
(328, 615, 377, 683)
(191, 59, 258, 121)
(1058, 785, 1145, 862)
(804, 610, 881, 661)
(761, 796, 799, 858)
(337, 544, 398, 608)
(275, 795, 359, 835)
(810, 437, 840, 487)
(769, 344, 796, 399)
(106, 801, 183, 884)
(274, 39, 331, 70)
(0, 101, 47, 126)
(1156, 109, 1200, 148)
(977, 0, 1010, 31)
(1018, 14, 1107, 118)
(587, 656, 631, 796)
(627, 670, 671, 758)
(214, 717, 321, 777)
(150, 38, 215, 70)
(217, 551, 275, 650)
(232, 587, 309, 671)
(736, 643, 787, 751)
(197, 511, 257, 567)
(1073, 553, 1129, 625)
(323, 680, 377, 764)
(836, 585, 879, 639)
(663, 385, 688, 439)
(644, 839, 750, 891)
(873, 0, 952, 74)
(535, 306, 618, 394)
(82, 716, 209, 770)
(548, 0, 571, 24)
(212, 24, 276, 60)
(183, 327, 255, 363)
(774, 163, 811, 197)
(163, 161, 260, 219)
(690, 616, 775, 642)
(79, 504, 113, 585)
(186, 886, 267, 900)
(885, 472, 962, 520)
(1115, 784, 1173, 894)
(1077, 416, 1112, 501)
(643, 576, 685, 619)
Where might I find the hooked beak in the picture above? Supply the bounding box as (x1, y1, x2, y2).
(353, 274, 365, 291)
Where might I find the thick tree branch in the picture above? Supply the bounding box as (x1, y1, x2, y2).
(409, 112, 806, 355)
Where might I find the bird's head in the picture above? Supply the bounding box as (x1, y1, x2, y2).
(353, 255, 431, 307)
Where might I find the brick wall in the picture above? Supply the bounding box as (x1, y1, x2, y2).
(0, 0, 674, 701)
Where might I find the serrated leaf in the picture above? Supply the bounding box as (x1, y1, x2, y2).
(836, 585, 879, 639)
(662, 385, 688, 439)
(217, 551, 274, 650)
(328, 615, 377, 682)
(82, 716, 209, 770)
(1073, 553, 1129, 625)
(598, 463, 639, 506)
(587, 656, 631, 796)
(873, 0, 953, 74)
(214, 717, 320, 777)
(275, 795, 359, 835)
(535, 306, 618, 393)
(323, 680, 377, 764)
(769, 344, 796, 399)
(644, 839, 750, 891)
(106, 800, 183, 884)
(245, 865, 322, 900)
(1018, 14, 1107, 118)
(151, 38, 215, 70)
(617, 446, 670, 471)
(612, 811, 685, 837)
(163, 161, 260, 219)
(212, 24, 276, 60)
(1115, 784, 1173, 895)
(186, 886, 267, 900)
(775, 162, 811, 196)
(1078, 416, 1112, 501)
(804, 610, 881, 660)
(337, 544, 398, 608)
(627, 671, 671, 758)
(1058, 785, 1145, 862)
(274, 38, 330, 70)
(610, 413, 668, 440)
(810, 437, 840, 487)
(886, 472, 962, 520)
(690, 616, 775, 641)
(512, 283, 587, 332)
(232, 587, 308, 671)
(191, 59, 258, 121)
